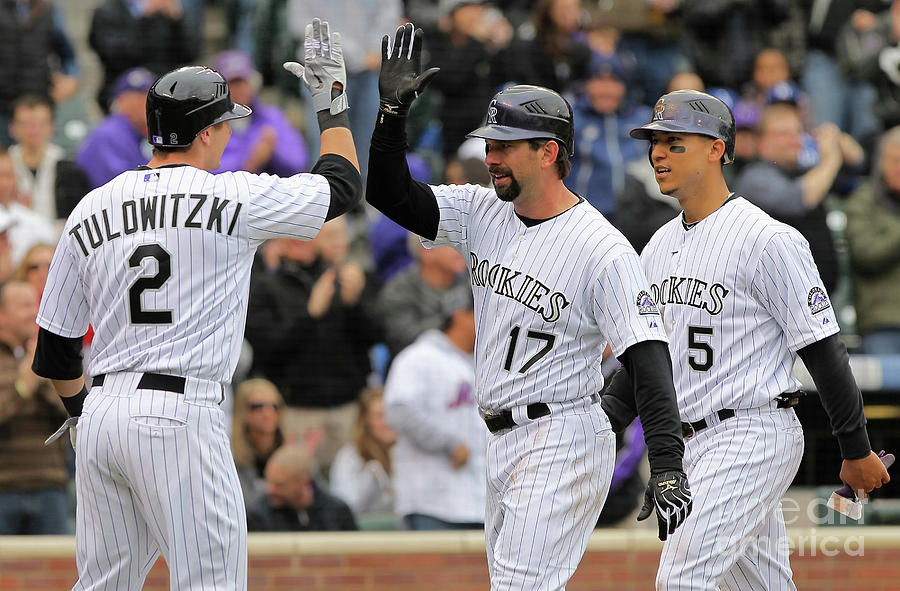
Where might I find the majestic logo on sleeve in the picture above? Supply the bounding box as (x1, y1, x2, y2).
(469, 252, 570, 323)
(636, 290, 660, 315)
(650, 277, 730, 315)
(807, 287, 831, 314)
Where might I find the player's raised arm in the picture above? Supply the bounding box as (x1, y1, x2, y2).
(365, 22, 443, 240)
(283, 18, 362, 221)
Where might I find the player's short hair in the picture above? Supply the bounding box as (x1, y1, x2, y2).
(527, 138, 572, 179)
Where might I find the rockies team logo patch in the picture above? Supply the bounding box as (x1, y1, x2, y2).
(636, 290, 660, 315)
(807, 287, 831, 315)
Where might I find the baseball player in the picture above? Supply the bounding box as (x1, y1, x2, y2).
(605, 89, 891, 590)
(32, 19, 361, 591)
(366, 23, 691, 589)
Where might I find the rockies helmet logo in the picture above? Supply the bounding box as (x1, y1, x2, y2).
(652, 103, 666, 121)
(487, 102, 498, 124)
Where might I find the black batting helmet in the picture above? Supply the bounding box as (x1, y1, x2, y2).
(467, 85, 575, 157)
(147, 66, 251, 148)
(630, 90, 735, 164)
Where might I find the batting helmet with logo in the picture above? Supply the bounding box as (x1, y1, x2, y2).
(467, 85, 575, 157)
(630, 90, 735, 164)
(146, 66, 252, 148)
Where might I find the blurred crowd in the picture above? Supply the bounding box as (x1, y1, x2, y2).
(3, 0, 900, 535)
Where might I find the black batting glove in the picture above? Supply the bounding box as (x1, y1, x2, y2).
(637, 470, 692, 541)
(378, 22, 440, 118)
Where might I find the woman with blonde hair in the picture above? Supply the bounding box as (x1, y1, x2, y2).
(329, 387, 396, 527)
(232, 378, 286, 505)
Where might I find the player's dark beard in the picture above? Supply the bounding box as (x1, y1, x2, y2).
(490, 168, 521, 202)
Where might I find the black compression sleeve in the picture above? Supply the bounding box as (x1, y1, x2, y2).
(618, 340, 684, 473)
(32, 327, 84, 380)
(600, 367, 638, 432)
(797, 334, 871, 460)
(366, 113, 440, 240)
(311, 154, 363, 221)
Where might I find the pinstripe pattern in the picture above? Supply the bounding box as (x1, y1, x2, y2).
(36, 165, 331, 591)
(427, 183, 664, 588)
(641, 196, 832, 589)
(640, 197, 838, 422)
(485, 405, 615, 590)
(73, 374, 247, 591)
(428, 184, 667, 412)
(37, 167, 330, 382)
(656, 409, 803, 590)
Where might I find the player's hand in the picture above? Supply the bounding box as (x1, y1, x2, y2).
(283, 19, 348, 115)
(450, 443, 469, 468)
(637, 470, 692, 541)
(337, 262, 365, 306)
(308, 268, 337, 318)
(378, 22, 440, 118)
(840, 452, 891, 500)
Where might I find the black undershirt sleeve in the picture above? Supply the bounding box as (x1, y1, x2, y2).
(32, 327, 84, 380)
(366, 113, 440, 240)
(600, 367, 638, 432)
(796, 334, 871, 460)
(609, 340, 685, 474)
(311, 154, 363, 222)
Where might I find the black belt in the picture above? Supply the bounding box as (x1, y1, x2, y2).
(681, 409, 735, 439)
(92, 372, 186, 394)
(681, 393, 801, 439)
(484, 403, 551, 434)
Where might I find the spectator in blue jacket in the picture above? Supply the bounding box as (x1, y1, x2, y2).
(212, 50, 309, 176)
(76, 67, 156, 189)
(565, 52, 650, 223)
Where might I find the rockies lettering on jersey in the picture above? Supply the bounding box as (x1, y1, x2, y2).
(469, 252, 570, 323)
(67, 193, 243, 256)
(650, 276, 730, 314)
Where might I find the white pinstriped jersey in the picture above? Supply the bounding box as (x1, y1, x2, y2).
(640, 195, 839, 422)
(425, 184, 668, 412)
(37, 165, 331, 383)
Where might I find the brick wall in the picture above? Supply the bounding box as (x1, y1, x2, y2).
(2, 528, 900, 590)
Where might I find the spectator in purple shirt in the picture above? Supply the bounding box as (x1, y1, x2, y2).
(76, 67, 155, 189)
(213, 50, 309, 176)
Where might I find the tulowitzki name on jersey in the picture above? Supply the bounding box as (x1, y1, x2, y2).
(469, 252, 570, 323)
(649, 276, 731, 315)
(68, 193, 242, 257)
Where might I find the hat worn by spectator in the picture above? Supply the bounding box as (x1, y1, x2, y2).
(588, 52, 628, 83)
(706, 87, 739, 111)
(214, 50, 262, 86)
(733, 100, 760, 129)
(765, 81, 803, 106)
(439, 0, 485, 16)
(111, 67, 156, 99)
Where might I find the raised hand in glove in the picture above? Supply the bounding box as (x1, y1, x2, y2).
(637, 470, 692, 541)
(283, 18, 348, 115)
(378, 22, 440, 118)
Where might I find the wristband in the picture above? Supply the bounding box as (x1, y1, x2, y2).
(61, 385, 88, 417)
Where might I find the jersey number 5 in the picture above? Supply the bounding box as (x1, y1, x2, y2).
(502, 326, 555, 374)
(128, 243, 173, 325)
(687, 325, 714, 372)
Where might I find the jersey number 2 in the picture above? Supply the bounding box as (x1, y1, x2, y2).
(687, 325, 714, 371)
(502, 327, 555, 374)
(128, 244, 173, 324)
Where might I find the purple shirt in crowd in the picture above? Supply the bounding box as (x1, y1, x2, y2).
(215, 100, 308, 176)
(76, 113, 150, 189)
